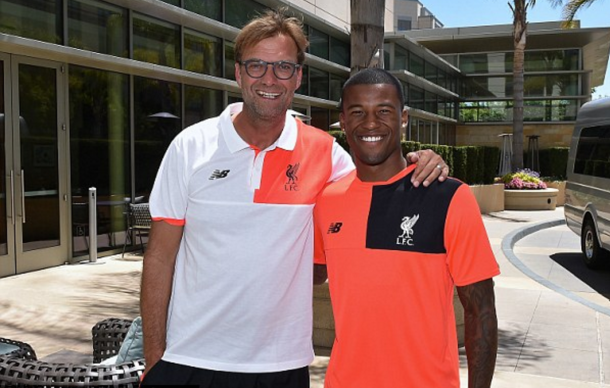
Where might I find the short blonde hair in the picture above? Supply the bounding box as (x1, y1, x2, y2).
(235, 8, 309, 65)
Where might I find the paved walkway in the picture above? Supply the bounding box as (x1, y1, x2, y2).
(1, 207, 609, 387)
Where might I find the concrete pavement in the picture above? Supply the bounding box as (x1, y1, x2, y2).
(0, 207, 609, 387)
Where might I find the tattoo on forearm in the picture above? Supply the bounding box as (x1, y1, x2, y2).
(458, 279, 498, 388)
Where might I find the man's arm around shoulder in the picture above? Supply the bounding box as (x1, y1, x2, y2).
(457, 278, 498, 388)
(140, 220, 183, 374)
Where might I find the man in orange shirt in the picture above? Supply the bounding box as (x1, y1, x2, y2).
(314, 68, 499, 388)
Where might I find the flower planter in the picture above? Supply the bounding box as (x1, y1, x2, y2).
(543, 181, 566, 206)
(469, 184, 504, 213)
(504, 188, 558, 210)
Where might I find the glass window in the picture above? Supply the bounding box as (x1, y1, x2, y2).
(184, 86, 223, 128)
(425, 63, 437, 84)
(184, 29, 222, 76)
(525, 49, 580, 71)
(225, 41, 236, 80)
(297, 65, 309, 96)
(133, 14, 180, 68)
(437, 69, 447, 89)
(134, 77, 182, 200)
(185, 0, 222, 20)
(310, 68, 329, 100)
(69, 66, 130, 255)
(310, 28, 329, 60)
(330, 37, 350, 67)
(395, 46, 408, 71)
(459, 101, 511, 123)
(397, 18, 412, 31)
(159, 0, 180, 6)
(574, 125, 610, 178)
(0, 0, 62, 43)
(330, 74, 346, 102)
(465, 76, 511, 98)
(425, 91, 437, 114)
(225, 0, 267, 28)
(524, 74, 579, 97)
(409, 54, 424, 77)
(459, 53, 510, 74)
(68, 0, 128, 57)
(524, 99, 578, 122)
(408, 85, 424, 110)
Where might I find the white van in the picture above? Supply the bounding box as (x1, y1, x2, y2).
(564, 97, 610, 269)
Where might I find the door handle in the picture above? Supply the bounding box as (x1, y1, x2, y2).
(10, 170, 14, 225)
(20, 169, 26, 224)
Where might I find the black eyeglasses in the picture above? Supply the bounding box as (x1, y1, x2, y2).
(239, 59, 301, 80)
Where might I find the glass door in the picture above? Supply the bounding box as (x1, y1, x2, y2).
(0, 53, 12, 277)
(0, 55, 68, 277)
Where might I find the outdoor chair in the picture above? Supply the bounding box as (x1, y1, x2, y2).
(121, 203, 152, 258)
(0, 338, 37, 361)
(0, 318, 144, 387)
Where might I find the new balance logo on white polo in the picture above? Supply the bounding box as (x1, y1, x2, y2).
(209, 169, 230, 180)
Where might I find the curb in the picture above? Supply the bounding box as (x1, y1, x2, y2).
(501, 218, 610, 317)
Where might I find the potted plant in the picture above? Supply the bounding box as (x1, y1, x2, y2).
(501, 169, 558, 210)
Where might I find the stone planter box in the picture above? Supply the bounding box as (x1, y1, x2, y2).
(469, 183, 504, 213)
(504, 188, 558, 210)
(543, 181, 566, 206)
(312, 283, 465, 356)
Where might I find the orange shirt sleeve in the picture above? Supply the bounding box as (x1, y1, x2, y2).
(444, 184, 500, 286)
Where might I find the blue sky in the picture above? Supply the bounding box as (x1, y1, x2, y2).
(419, 0, 610, 98)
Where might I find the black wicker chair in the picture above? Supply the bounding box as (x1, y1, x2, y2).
(0, 318, 145, 387)
(0, 338, 37, 361)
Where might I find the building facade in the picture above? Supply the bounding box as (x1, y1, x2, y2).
(393, 0, 443, 31)
(0, 0, 608, 276)
(404, 22, 610, 148)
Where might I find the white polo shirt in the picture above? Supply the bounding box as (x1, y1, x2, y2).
(149, 103, 354, 372)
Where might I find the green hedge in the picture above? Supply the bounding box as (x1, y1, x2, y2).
(482, 146, 501, 184)
(539, 147, 569, 180)
(452, 147, 468, 183)
(327, 132, 502, 185)
(401, 141, 421, 155)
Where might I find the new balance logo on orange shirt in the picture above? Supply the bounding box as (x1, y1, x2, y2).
(209, 169, 230, 180)
(328, 222, 343, 234)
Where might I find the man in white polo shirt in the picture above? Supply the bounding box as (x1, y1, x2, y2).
(140, 8, 448, 388)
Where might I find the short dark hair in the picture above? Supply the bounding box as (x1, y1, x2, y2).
(235, 8, 309, 65)
(339, 68, 405, 110)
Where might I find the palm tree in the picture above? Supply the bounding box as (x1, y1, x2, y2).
(509, 0, 600, 171)
(550, 0, 600, 25)
(350, 0, 385, 76)
(509, 0, 535, 171)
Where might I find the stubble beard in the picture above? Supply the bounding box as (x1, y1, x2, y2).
(244, 90, 294, 122)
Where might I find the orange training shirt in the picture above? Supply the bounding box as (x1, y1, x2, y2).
(314, 165, 500, 388)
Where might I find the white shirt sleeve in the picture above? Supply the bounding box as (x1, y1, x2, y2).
(329, 140, 355, 183)
(149, 138, 189, 221)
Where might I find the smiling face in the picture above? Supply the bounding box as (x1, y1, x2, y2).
(235, 34, 302, 122)
(340, 83, 408, 181)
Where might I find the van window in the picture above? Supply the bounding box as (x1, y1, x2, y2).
(574, 125, 610, 178)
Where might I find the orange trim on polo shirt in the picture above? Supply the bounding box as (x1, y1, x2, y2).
(152, 217, 185, 226)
